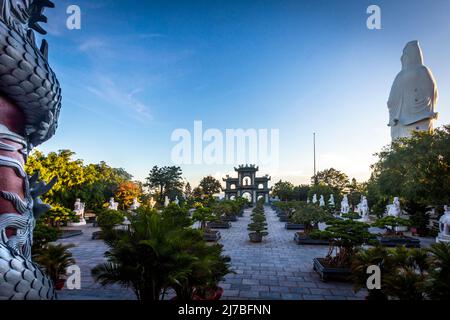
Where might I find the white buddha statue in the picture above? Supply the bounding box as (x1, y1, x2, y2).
(149, 197, 156, 208)
(108, 197, 119, 211)
(69, 198, 86, 226)
(388, 41, 438, 141)
(319, 195, 325, 207)
(437, 205, 450, 243)
(357, 196, 369, 222)
(129, 198, 140, 211)
(174, 196, 179, 206)
(328, 194, 335, 207)
(340, 195, 350, 215)
(312, 194, 317, 204)
(164, 196, 170, 207)
(387, 197, 401, 217)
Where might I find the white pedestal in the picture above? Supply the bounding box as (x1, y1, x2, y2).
(68, 219, 87, 227)
(436, 234, 450, 243)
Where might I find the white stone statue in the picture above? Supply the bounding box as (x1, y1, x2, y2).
(312, 194, 317, 204)
(69, 198, 86, 226)
(129, 198, 140, 211)
(108, 197, 119, 211)
(388, 41, 439, 141)
(319, 195, 325, 207)
(307, 198, 310, 204)
(386, 197, 401, 217)
(174, 196, 179, 206)
(437, 205, 450, 243)
(164, 196, 170, 207)
(357, 196, 369, 221)
(149, 197, 156, 208)
(328, 194, 335, 207)
(340, 195, 350, 215)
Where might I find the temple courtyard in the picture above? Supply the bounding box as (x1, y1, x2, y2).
(56, 206, 376, 300)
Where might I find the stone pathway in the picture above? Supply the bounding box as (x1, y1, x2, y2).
(56, 205, 368, 300)
(218, 206, 365, 300)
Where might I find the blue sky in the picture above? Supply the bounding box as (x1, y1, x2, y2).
(38, 0, 450, 186)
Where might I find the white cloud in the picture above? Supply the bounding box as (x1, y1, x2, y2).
(86, 76, 152, 122)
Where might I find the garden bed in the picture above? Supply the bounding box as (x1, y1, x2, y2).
(204, 231, 221, 242)
(285, 223, 304, 230)
(377, 235, 421, 248)
(58, 230, 83, 239)
(294, 232, 329, 245)
(221, 215, 238, 222)
(313, 258, 352, 282)
(207, 221, 231, 229)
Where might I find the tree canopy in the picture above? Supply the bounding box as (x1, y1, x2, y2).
(367, 126, 450, 214)
(145, 166, 184, 206)
(25, 150, 133, 210)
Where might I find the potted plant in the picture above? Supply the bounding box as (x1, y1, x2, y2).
(248, 202, 268, 243)
(312, 219, 374, 282)
(216, 201, 238, 222)
(192, 206, 221, 242)
(374, 216, 420, 248)
(410, 211, 430, 237)
(34, 243, 76, 290)
(192, 245, 233, 300)
(273, 201, 294, 222)
(291, 203, 331, 235)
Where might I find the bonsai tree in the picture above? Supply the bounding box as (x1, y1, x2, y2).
(247, 201, 268, 242)
(161, 203, 192, 227)
(316, 219, 375, 267)
(341, 212, 362, 220)
(34, 243, 76, 289)
(290, 203, 332, 234)
(192, 206, 218, 232)
(373, 216, 411, 236)
(214, 201, 235, 218)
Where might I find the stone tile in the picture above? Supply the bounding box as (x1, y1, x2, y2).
(280, 293, 302, 300)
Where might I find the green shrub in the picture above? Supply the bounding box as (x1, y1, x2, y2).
(96, 209, 125, 230)
(32, 219, 61, 253)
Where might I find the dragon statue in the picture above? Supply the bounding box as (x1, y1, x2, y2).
(0, 0, 62, 300)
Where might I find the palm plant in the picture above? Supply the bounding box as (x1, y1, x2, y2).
(351, 246, 429, 300)
(34, 243, 76, 286)
(92, 206, 231, 301)
(426, 242, 450, 299)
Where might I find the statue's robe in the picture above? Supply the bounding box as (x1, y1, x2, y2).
(387, 41, 438, 140)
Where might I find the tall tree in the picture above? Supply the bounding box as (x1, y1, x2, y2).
(145, 166, 184, 205)
(311, 168, 350, 196)
(272, 180, 294, 201)
(198, 176, 222, 199)
(115, 181, 142, 210)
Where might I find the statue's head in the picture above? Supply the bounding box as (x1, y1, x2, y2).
(401, 40, 424, 70)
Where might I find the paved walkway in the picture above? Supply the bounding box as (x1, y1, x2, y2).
(56, 206, 366, 300)
(218, 206, 365, 300)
